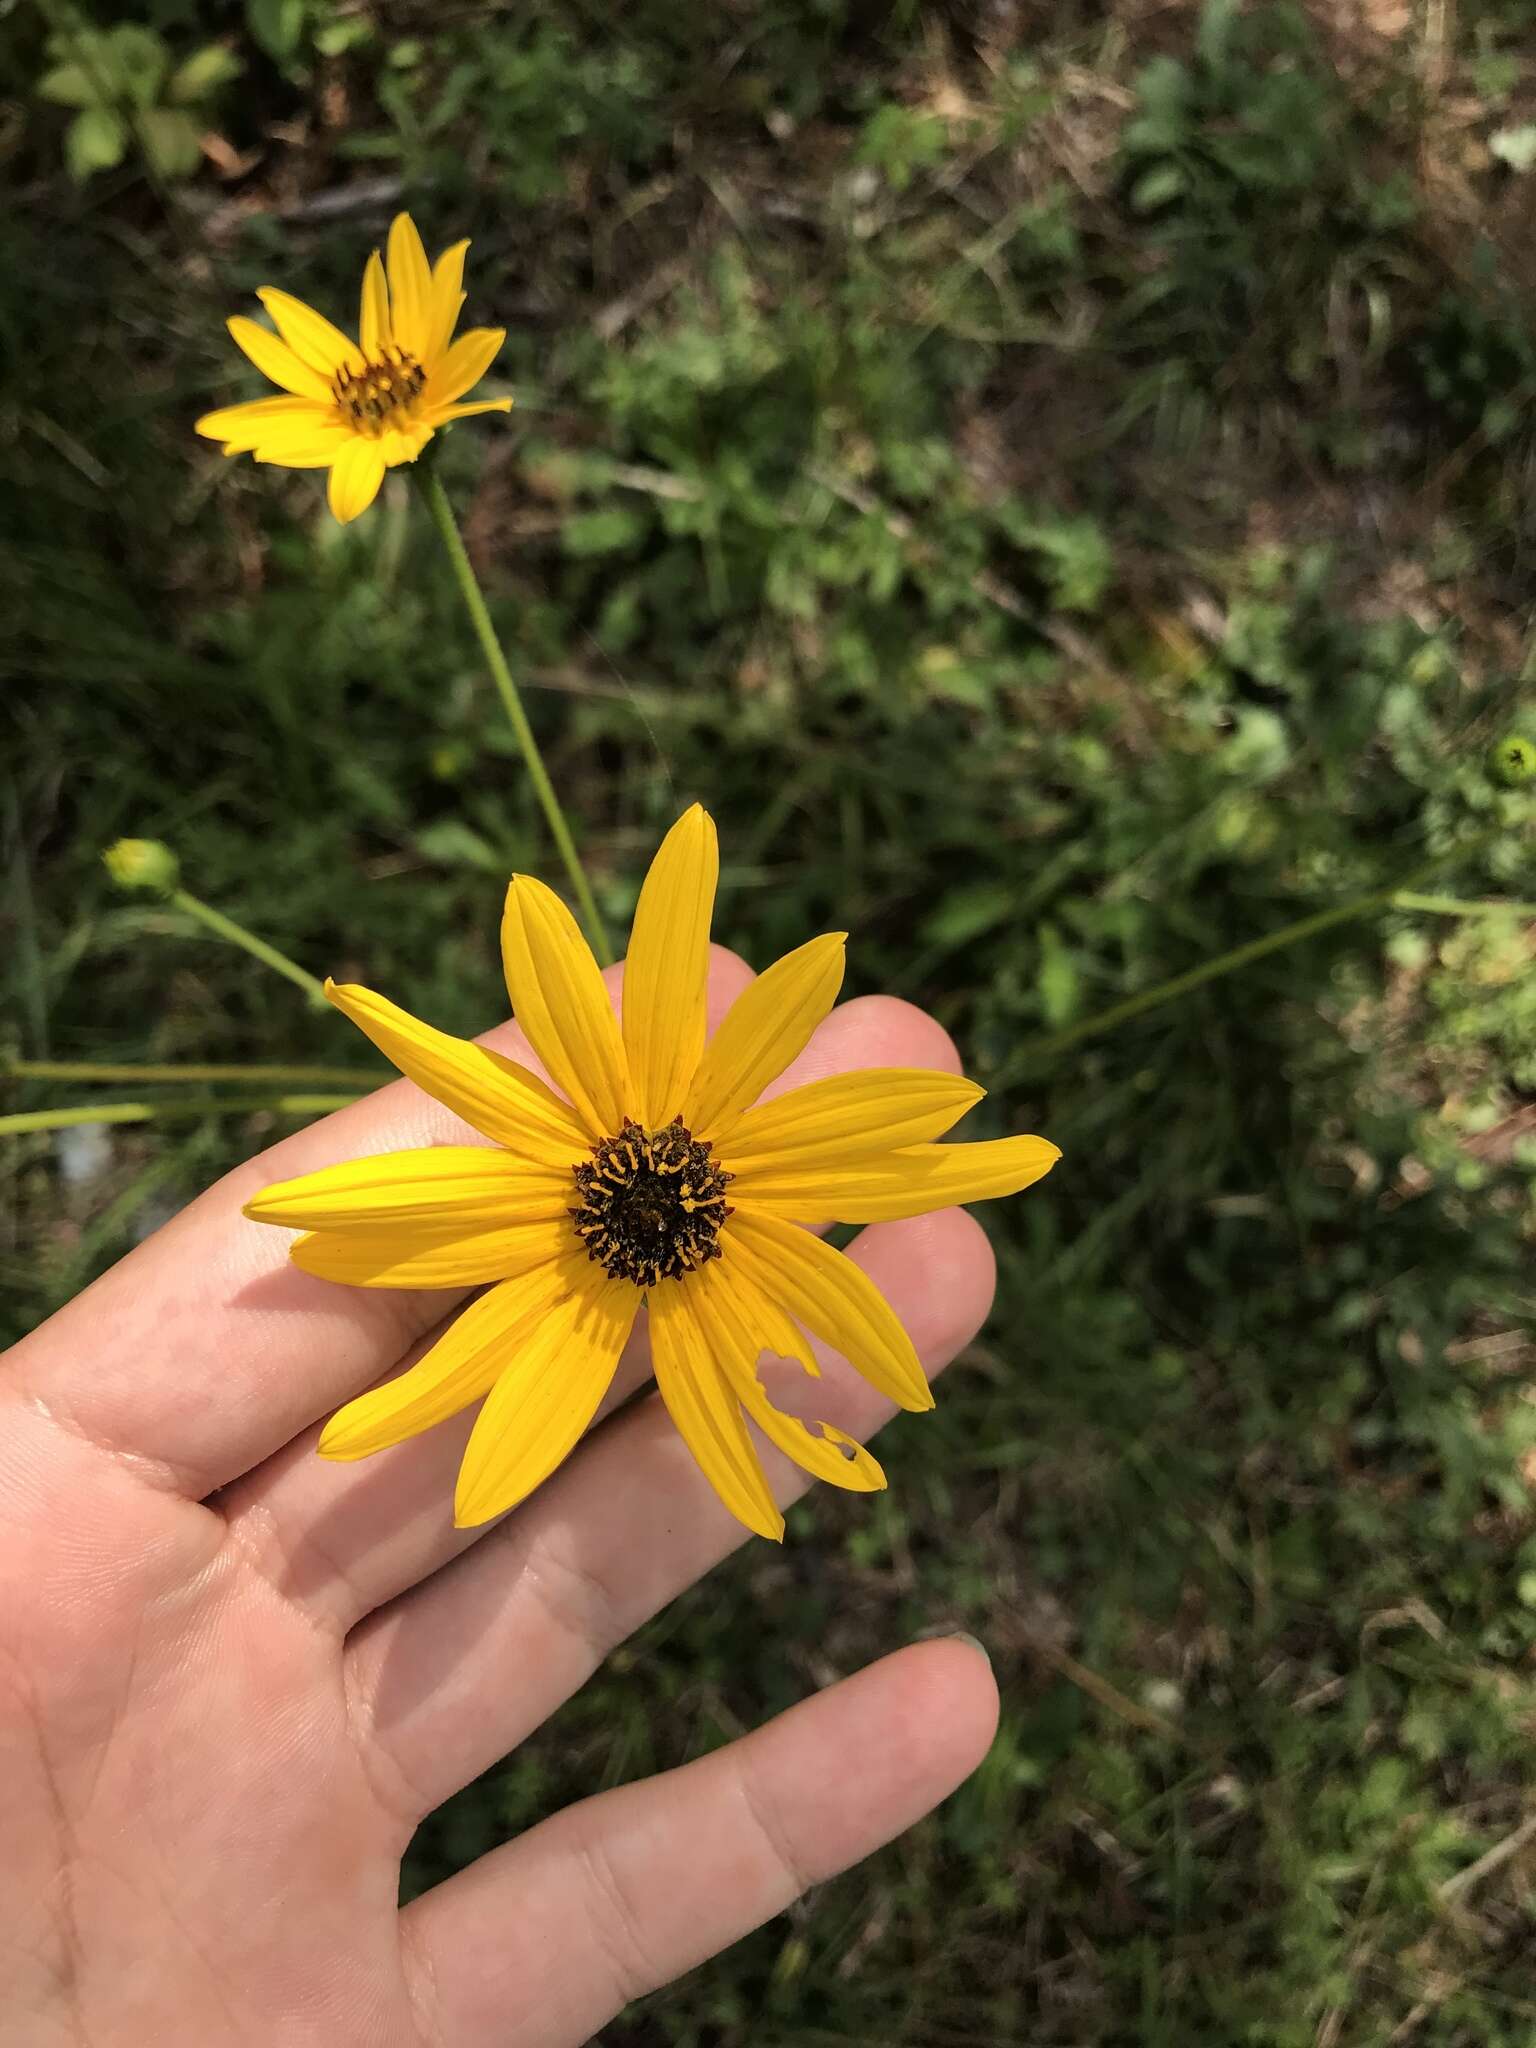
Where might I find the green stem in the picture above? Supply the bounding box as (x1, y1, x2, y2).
(3, 1058, 380, 1086)
(416, 468, 613, 966)
(1012, 839, 1499, 1071)
(0, 1095, 358, 1138)
(169, 890, 327, 1007)
(1393, 891, 1536, 918)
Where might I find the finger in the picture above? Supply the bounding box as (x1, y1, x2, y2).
(399, 1637, 999, 2048)
(224, 992, 966, 1632)
(350, 1206, 995, 1819)
(3, 948, 754, 1500)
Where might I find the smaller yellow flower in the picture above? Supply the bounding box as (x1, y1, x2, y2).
(195, 212, 511, 524)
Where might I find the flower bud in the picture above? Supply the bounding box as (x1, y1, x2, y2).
(1488, 733, 1535, 787)
(103, 838, 180, 894)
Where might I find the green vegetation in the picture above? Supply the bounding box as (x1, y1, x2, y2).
(4, 0, 1536, 2039)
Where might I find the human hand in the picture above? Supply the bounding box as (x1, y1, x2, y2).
(2, 948, 1000, 2048)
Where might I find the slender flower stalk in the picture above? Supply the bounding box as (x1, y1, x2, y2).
(1009, 833, 1515, 1073)
(0, 1095, 358, 1139)
(2, 1059, 380, 1086)
(245, 807, 1060, 1538)
(103, 840, 326, 1006)
(168, 890, 327, 1007)
(417, 468, 613, 967)
(1016, 880, 1420, 1065)
(1393, 891, 1536, 919)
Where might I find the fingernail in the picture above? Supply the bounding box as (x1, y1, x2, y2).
(915, 1624, 992, 1665)
(947, 1630, 991, 1665)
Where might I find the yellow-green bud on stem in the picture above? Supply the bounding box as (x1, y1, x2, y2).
(1488, 733, 1535, 787)
(103, 839, 181, 894)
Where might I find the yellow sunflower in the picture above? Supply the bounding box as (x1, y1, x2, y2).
(245, 809, 1060, 1537)
(194, 212, 511, 524)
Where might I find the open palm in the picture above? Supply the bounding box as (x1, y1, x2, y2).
(2, 948, 999, 2048)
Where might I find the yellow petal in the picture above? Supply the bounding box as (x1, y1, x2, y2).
(290, 1217, 572, 1289)
(622, 806, 719, 1129)
(725, 1206, 933, 1412)
(690, 1262, 883, 1492)
(695, 1237, 819, 1377)
(735, 1387, 883, 1492)
(327, 439, 386, 523)
(685, 933, 846, 1142)
(719, 1068, 983, 1176)
(648, 1280, 784, 1540)
(436, 398, 514, 423)
(256, 287, 362, 378)
(244, 1145, 569, 1232)
(240, 413, 353, 463)
(359, 248, 392, 359)
(246, 431, 355, 469)
(385, 213, 432, 359)
(715, 1245, 820, 1377)
(195, 396, 330, 448)
(729, 1134, 1062, 1223)
(318, 1257, 571, 1460)
(379, 421, 435, 467)
(424, 238, 469, 364)
(453, 1264, 637, 1524)
(324, 979, 589, 1167)
(500, 876, 629, 1139)
(227, 315, 333, 401)
(425, 327, 505, 408)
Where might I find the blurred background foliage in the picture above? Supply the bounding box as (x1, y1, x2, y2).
(4, 0, 1536, 2040)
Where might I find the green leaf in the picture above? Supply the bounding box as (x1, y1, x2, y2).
(1221, 707, 1292, 783)
(997, 503, 1113, 614)
(917, 646, 996, 711)
(1130, 162, 1186, 212)
(856, 104, 950, 193)
(138, 107, 203, 180)
(413, 821, 502, 872)
(64, 107, 128, 181)
(1195, 0, 1241, 68)
(1037, 922, 1081, 1029)
(561, 506, 648, 556)
(313, 17, 373, 57)
(105, 25, 170, 109)
(168, 46, 244, 105)
(1123, 56, 1190, 154)
(36, 62, 101, 111)
(921, 881, 1016, 948)
(245, 0, 307, 62)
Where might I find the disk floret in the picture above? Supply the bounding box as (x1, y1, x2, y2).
(572, 1117, 732, 1288)
(331, 345, 427, 433)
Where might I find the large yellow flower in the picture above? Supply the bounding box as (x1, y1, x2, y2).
(195, 212, 511, 524)
(246, 809, 1059, 1537)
